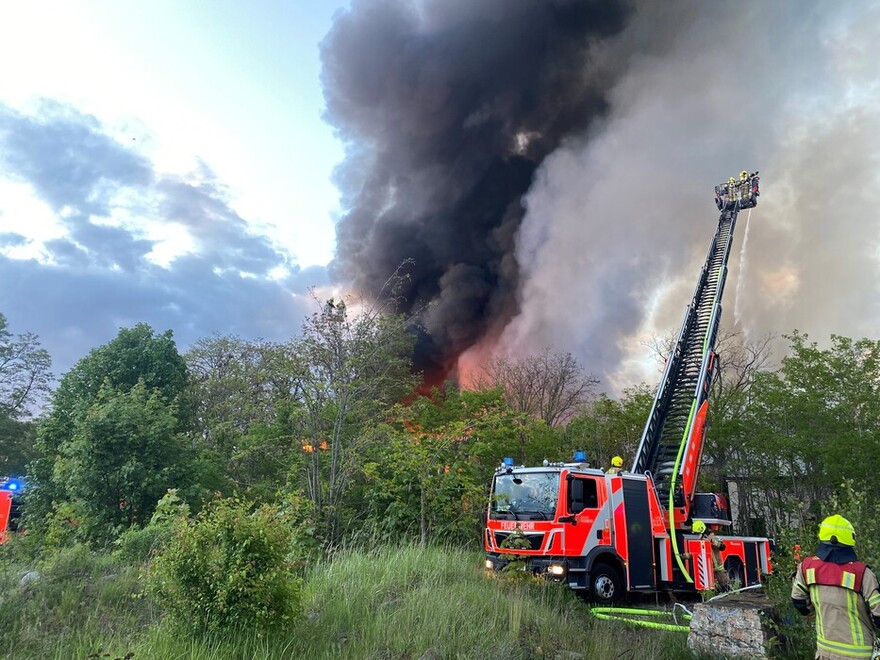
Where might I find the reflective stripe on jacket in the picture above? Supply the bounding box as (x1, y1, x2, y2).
(792, 557, 880, 659)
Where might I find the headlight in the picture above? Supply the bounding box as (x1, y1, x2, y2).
(485, 559, 495, 570)
(547, 563, 566, 576)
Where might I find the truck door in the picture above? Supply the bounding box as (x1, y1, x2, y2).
(622, 477, 655, 588)
(562, 475, 611, 557)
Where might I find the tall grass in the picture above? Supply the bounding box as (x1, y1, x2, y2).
(0, 544, 153, 659)
(1, 542, 694, 659)
(132, 544, 690, 659)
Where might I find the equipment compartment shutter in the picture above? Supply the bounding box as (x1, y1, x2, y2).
(623, 479, 655, 588)
(744, 541, 759, 584)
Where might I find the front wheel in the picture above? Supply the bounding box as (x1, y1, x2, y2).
(588, 562, 624, 604)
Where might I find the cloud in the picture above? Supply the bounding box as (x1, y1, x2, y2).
(0, 101, 327, 377)
(495, 1, 880, 392)
(0, 232, 26, 247)
(0, 100, 153, 216)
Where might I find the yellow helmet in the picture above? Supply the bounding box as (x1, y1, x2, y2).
(728, 177, 736, 185)
(692, 520, 707, 534)
(818, 514, 856, 546)
(740, 170, 748, 179)
(611, 456, 624, 468)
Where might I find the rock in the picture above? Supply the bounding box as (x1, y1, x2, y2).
(554, 652, 583, 660)
(687, 593, 773, 659)
(19, 570, 40, 586)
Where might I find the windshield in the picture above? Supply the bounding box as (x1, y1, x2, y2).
(490, 472, 560, 519)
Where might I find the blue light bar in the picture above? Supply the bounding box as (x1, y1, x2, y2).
(1, 478, 22, 492)
(573, 451, 587, 463)
(502, 457, 514, 467)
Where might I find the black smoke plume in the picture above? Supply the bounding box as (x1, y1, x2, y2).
(321, 0, 634, 379)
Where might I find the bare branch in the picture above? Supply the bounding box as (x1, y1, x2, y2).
(477, 348, 598, 426)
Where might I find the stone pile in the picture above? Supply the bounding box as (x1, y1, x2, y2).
(687, 594, 774, 659)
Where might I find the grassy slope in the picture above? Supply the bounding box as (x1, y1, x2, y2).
(1, 544, 692, 659)
(0, 544, 153, 659)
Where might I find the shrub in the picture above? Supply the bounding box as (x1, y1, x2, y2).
(763, 524, 816, 659)
(146, 497, 301, 634)
(40, 501, 85, 554)
(278, 491, 320, 565)
(114, 524, 171, 564)
(829, 479, 880, 566)
(114, 489, 190, 563)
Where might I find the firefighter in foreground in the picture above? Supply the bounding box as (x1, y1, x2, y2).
(791, 515, 880, 659)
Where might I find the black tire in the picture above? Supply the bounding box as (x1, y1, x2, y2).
(588, 562, 624, 604)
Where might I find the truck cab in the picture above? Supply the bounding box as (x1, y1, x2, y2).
(485, 459, 672, 602)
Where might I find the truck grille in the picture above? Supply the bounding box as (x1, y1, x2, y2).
(493, 532, 544, 551)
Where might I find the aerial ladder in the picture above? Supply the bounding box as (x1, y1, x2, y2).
(483, 173, 768, 600)
(632, 171, 760, 533)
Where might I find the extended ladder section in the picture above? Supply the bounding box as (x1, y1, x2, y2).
(631, 172, 757, 521)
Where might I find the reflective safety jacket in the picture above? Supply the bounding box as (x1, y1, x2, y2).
(791, 556, 880, 659)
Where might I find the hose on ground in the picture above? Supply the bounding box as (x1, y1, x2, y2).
(590, 606, 692, 633)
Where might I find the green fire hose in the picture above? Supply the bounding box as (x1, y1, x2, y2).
(590, 606, 692, 633)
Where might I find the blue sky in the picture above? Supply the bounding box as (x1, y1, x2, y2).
(0, 1, 349, 377)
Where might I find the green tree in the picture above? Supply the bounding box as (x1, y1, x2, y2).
(717, 332, 880, 537)
(28, 324, 192, 542)
(54, 380, 195, 542)
(360, 387, 558, 546)
(185, 335, 302, 451)
(225, 417, 302, 500)
(290, 291, 417, 544)
(0, 415, 37, 475)
(184, 336, 304, 496)
(565, 384, 653, 470)
(0, 312, 53, 420)
(38, 323, 188, 455)
(700, 332, 775, 504)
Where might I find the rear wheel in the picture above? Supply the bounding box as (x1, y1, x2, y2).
(588, 562, 624, 604)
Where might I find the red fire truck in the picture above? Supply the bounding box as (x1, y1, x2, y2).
(0, 477, 24, 544)
(484, 174, 771, 602)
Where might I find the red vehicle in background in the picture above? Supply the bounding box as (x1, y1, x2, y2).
(0, 477, 24, 544)
(484, 177, 772, 602)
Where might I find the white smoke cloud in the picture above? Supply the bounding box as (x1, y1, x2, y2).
(498, 1, 880, 393)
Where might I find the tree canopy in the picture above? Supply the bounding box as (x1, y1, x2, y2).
(28, 324, 195, 544)
(10, 293, 879, 557)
